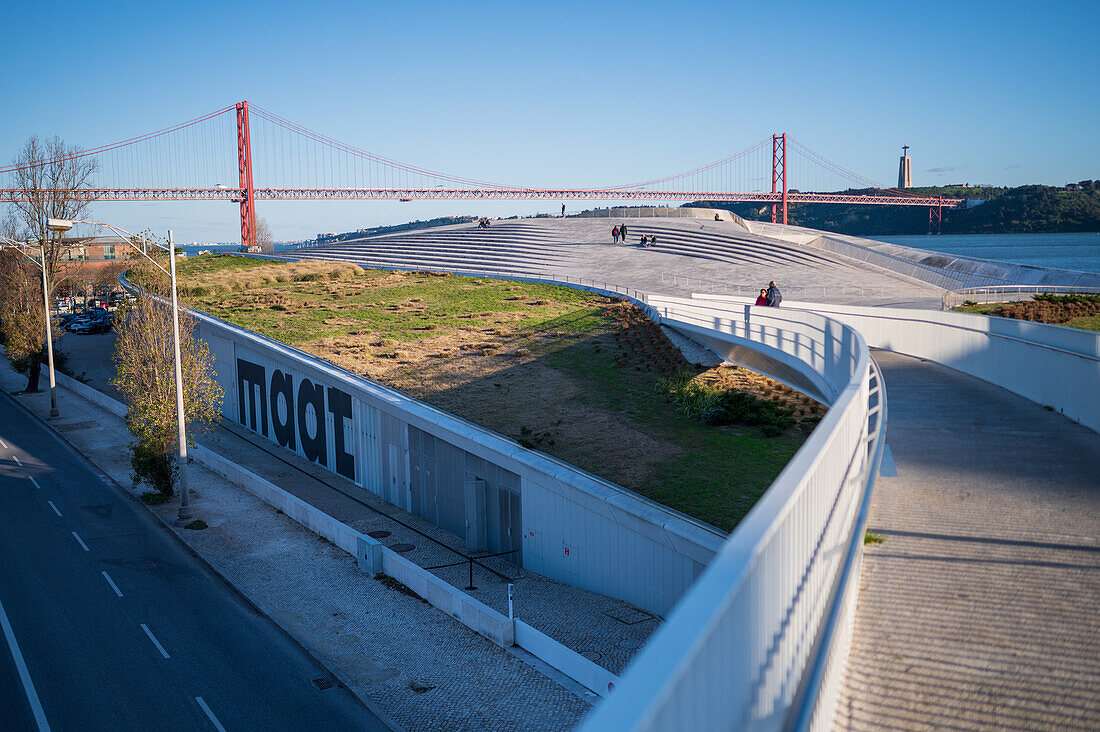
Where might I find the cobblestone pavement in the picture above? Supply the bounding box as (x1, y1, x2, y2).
(836, 351, 1100, 730)
(57, 326, 668, 678)
(0, 361, 593, 731)
(206, 418, 662, 677)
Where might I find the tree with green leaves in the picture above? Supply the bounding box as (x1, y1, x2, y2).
(112, 259, 223, 497)
(0, 247, 56, 392)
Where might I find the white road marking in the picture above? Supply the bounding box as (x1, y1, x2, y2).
(29, 477, 42, 490)
(47, 501, 62, 518)
(101, 571, 123, 598)
(140, 623, 170, 659)
(195, 697, 227, 732)
(0, 594, 51, 731)
(12, 455, 21, 467)
(0, 438, 7, 448)
(71, 532, 90, 552)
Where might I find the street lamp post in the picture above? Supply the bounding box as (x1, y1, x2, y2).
(46, 219, 194, 526)
(0, 235, 60, 416)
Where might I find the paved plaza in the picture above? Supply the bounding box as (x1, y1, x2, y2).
(8, 216, 1098, 730)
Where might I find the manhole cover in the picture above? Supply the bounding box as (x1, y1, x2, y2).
(367, 530, 392, 539)
(389, 543, 416, 553)
(311, 676, 335, 691)
(603, 606, 656, 625)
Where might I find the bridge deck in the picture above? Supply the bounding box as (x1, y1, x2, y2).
(837, 350, 1100, 730)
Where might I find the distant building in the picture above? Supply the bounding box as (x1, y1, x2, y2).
(898, 146, 912, 189)
(59, 235, 133, 263)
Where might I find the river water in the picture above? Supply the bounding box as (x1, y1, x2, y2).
(871, 232, 1100, 274)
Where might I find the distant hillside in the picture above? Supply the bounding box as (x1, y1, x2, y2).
(316, 215, 477, 244)
(689, 183, 1100, 235)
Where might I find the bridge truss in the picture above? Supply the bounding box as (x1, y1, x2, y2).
(0, 101, 962, 247)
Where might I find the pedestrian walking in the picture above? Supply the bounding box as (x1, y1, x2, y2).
(754, 288, 768, 306)
(765, 280, 783, 307)
(561, 203, 566, 217)
(619, 223, 628, 241)
(612, 226, 619, 244)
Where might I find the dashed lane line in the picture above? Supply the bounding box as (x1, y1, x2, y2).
(46, 501, 62, 518)
(0, 594, 51, 731)
(0, 438, 7, 448)
(195, 697, 227, 732)
(71, 533, 90, 552)
(140, 623, 171, 660)
(101, 572, 123, 598)
(28, 477, 41, 490)
(12, 455, 21, 467)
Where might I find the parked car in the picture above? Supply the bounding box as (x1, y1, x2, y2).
(70, 314, 111, 334)
(63, 307, 109, 332)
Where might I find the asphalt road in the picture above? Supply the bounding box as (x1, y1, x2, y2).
(0, 395, 388, 731)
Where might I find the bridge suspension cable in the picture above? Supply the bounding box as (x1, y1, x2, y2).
(1, 100, 963, 246)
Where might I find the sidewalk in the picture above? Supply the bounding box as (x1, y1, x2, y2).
(837, 351, 1100, 730)
(0, 362, 595, 731)
(55, 332, 662, 676)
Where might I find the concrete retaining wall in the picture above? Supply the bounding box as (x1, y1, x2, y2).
(693, 293, 1100, 433)
(56, 372, 127, 418)
(515, 620, 618, 698)
(378, 551, 514, 647)
(48, 376, 619, 674)
(583, 296, 878, 731)
(191, 311, 725, 618)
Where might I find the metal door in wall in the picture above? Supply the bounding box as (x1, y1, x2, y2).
(409, 429, 439, 527)
(409, 426, 472, 540)
(498, 487, 522, 563)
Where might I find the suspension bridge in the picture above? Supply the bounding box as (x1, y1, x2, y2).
(0, 101, 961, 248)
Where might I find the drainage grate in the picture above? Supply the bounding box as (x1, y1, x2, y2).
(603, 605, 656, 625)
(367, 530, 392, 539)
(389, 543, 416, 553)
(311, 676, 335, 691)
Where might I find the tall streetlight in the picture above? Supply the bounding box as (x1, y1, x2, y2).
(46, 219, 194, 527)
(0, 235, 60, 417)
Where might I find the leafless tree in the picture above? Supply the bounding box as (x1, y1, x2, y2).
(254, 216, 274, 254)
(7, 135, 99, 285)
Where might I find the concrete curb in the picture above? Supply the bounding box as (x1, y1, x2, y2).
(0, 377, 403, 731)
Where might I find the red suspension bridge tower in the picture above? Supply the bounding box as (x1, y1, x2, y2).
(0, 100, 964, 246)
(772, 133, 788, 225)
(236, 101, 256, 251)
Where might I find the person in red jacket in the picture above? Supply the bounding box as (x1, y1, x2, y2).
(754, 288, 768, 306)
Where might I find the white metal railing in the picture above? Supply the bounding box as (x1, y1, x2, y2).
(789, 357, 886, 731)
(582, 297, 884, 731)
(941, 284, 1100, 310)
(170, 253, 887, 728)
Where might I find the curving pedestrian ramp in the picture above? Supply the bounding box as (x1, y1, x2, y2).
(284, 214, 1100, 730)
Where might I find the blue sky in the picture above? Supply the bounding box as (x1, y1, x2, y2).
(2, 0, 1097, 243)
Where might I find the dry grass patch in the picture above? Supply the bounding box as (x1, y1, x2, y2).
(180, 258, 362, 296)
(179, 256, 823, 531)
